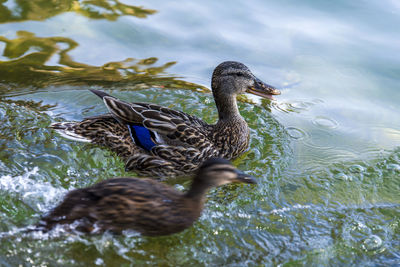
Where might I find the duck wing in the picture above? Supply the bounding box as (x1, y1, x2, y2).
(89, 178, 184, 234)
(90, 89, 214, 149)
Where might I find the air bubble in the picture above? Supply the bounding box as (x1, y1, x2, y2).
(95, 258, 104, 266)
(362, 235, 383, 251)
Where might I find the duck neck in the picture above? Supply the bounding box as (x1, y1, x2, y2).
(185, 179, 213, 203)
(213, 89, 240, 121)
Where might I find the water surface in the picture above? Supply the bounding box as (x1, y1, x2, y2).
(0, 0, 399, 266)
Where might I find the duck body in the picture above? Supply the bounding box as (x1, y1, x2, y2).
(51, 61, 280, 177)
(37, 158, 256, 236)
(40, 177, 200, 236)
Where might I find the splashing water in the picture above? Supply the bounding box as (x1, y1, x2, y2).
(0, 167, 66, 212)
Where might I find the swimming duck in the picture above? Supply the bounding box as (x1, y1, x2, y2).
(37, 158, 256, 236)
(51, 61, 280, 177)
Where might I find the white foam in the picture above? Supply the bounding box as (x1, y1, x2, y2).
(0, 167, 67, 212)
(270, 204, 312, 215)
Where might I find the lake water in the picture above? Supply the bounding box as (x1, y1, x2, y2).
(0, 0, 399, 266)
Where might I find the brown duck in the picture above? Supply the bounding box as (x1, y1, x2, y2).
(37, 158, 256, 236)
(51, 61, 280, 177)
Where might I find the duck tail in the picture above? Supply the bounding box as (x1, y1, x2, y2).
(89, 89, 112, 100)
(50, 122, 92, 143)
(89, 89, 142, 123)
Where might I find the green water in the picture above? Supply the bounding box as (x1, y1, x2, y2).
(0, 0, 399, 266)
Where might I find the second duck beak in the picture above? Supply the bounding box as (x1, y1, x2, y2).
(247, 77, 281, 100)
(234, 170, 257, 184)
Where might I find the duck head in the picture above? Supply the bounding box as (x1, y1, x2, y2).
(195, 158, 256, 187)
(211, 61, 281, 100)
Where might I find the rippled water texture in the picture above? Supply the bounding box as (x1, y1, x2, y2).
(0, 0, 399, 266)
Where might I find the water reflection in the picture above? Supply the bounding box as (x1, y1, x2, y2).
(0, 0, 156, 23)
(0, 31, 208, 93)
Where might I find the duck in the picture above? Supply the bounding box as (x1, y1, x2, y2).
(51, 61, 280, 177)
(37, 158, 256, 236)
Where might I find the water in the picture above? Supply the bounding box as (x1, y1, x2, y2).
(0, 0, 399, 266)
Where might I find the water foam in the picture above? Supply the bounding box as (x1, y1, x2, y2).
(270, 204, 312, 214)
(0, 167, 67, 212)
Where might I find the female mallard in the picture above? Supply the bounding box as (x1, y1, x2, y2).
(37, 158, 256, 236)
(51, 61, 280, 177)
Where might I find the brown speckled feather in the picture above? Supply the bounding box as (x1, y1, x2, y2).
(40, 178, 200, 235)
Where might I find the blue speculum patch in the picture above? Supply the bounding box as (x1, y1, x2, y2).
(127, 124, 156, 151)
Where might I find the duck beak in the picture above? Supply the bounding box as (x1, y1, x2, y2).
(247, 77, 281, 100)
(234, 170, 257, 184)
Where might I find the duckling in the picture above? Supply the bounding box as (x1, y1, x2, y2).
(37, 158, 256, 236)
(51, 61, 280, 177)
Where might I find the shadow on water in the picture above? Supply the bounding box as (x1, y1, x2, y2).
(0, 31, 209, 95)
(0, 0, 156, 23)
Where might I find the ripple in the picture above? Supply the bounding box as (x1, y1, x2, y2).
(290, 101, 312, 111)
(312, 116, 338, 129)
(334, 172, 352, 181)
(349, 164, 366, 173)
(270, 204, 312, 215)
(286, 127, 308, 140)
(386, 163, 400, 172)
(274, 100, 317, 113)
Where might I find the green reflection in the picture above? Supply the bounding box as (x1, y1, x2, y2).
(0, 31, 208, 92)
(0, 0, 156, 23)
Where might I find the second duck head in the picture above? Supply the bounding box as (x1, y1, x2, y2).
(186, 158, 256, 199)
